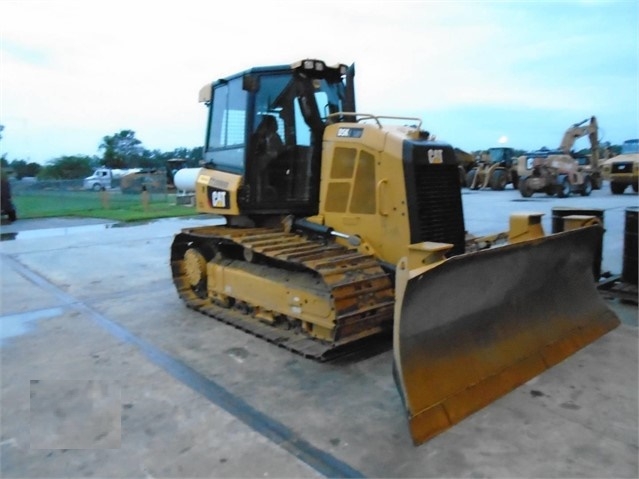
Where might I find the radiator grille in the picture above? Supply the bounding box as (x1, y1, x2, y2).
(411, 163, 466, 256)
(611, 162, 633, 174)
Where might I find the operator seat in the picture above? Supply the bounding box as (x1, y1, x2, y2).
(252, 115, 284, 200)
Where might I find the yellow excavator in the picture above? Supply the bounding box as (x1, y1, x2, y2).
(170, 59, 620, 445)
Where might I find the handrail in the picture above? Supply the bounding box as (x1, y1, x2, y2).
(326, 112, 422, 131)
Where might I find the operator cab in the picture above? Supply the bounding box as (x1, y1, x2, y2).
(488, 147, 515, 167)
(621, 139, 639, 154)
(199, 59, 355, 216)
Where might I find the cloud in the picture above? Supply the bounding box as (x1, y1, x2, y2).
(1, 0, 637, 162)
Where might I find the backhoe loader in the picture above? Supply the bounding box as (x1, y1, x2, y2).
(517, 116, 602, 197)
(170, 59, 620, 445)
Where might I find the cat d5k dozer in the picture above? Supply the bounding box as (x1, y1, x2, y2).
(170, 59, 620, 445)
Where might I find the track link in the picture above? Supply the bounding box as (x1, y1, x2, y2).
(171, 226, 395, 361)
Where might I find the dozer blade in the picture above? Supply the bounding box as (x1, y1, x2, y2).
(393, 226, 620, 446)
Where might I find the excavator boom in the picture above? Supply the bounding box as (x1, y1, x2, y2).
(559, 116, 598, 156)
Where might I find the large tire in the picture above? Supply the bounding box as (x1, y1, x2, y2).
(519, 177, 533, 198)
(611, 182, 626, 195)
(489, 169, 507, 190)
(580, 177, 592, 197)
(558, 178, 571, 198)
(511, 172, 519, 190)
(592, 175, 603, 190)
(466, 170, 479, 190)
(458, 167, 467, 188)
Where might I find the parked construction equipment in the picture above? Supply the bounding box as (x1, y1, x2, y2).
(453, 148, 476, 187)
(466, 147, 519, 190)
(517, 116, 601, 198)
(169, 60, 620, 445)
(601, 139, 639, 194)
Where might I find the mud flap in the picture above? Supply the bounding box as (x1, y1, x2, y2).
(393, 226, 620, 446)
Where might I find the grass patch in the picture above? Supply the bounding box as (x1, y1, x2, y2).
(13, 190, 198, 222)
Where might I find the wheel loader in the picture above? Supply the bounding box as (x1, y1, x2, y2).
(465, 146, 519, 190)
(170, 59, 620, 445)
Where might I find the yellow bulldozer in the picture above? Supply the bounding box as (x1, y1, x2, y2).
(170, 59, 620, 445)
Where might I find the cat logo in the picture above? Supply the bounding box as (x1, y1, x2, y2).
(428, 149, 443, 164)
(209, 188, 229, 209)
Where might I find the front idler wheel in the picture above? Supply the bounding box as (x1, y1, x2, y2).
(184, 247, 208, 298)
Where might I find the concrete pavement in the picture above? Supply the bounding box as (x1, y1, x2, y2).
(1, 187, 637, 478)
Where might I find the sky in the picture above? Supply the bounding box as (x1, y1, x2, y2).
(0, 0, 638, 165)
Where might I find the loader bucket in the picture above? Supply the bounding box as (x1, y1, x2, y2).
(393, 225, 620, 446)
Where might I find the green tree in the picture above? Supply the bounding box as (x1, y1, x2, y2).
(135, 146, 203, 169)
(25, 161, 43, 177)
(170, 146, 203, 166)
(38, 155, 95, 179)
(9, 159, 41, 179)
(99, 130, 144, 168)
(138, 149, 172, 169)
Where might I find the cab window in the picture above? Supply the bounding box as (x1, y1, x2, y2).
(205, 78, 247, 173)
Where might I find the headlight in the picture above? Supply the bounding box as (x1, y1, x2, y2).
(301, 59, 326, 72)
